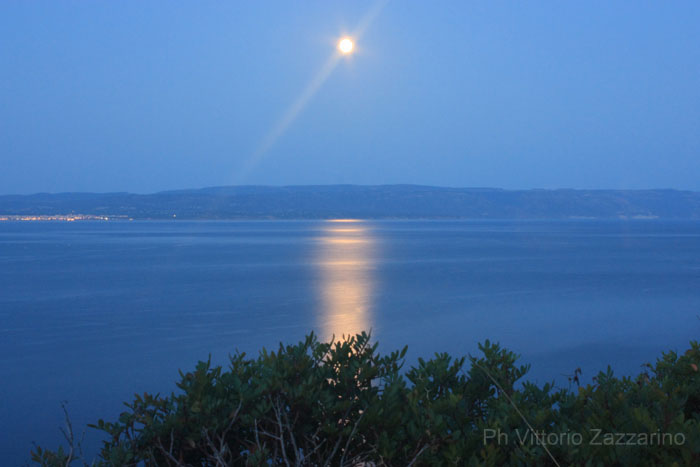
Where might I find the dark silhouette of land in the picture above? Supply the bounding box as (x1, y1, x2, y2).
(2, 185, 700, 220)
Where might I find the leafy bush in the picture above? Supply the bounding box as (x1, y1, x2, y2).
(32, 333, 700, 466)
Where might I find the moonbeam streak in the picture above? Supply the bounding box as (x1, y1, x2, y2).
(235, 0, 390, 182)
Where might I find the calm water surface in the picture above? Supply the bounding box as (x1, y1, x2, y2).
(2, 220, 700, 463)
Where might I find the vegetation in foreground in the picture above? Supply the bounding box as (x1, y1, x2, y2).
(33, 332, 700, 466)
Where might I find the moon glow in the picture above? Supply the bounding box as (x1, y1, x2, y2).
(338, 38, 354, 54)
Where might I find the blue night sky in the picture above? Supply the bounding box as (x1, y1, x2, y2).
(1, 1, 699, 194)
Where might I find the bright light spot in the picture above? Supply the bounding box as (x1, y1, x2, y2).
(338, 38, 354, 54)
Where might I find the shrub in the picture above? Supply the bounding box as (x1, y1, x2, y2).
(32, 333, 700, 466)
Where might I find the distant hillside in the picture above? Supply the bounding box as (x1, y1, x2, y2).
(1, 185, 700, 219)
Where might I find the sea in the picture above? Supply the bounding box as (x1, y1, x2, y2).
(2, 219, 699, 464)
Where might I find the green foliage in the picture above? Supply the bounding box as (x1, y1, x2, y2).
(33, 333, 700, 466)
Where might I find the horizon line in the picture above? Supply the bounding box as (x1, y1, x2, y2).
(2, 184, 699, 197)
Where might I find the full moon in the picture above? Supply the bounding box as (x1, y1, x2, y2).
(338, 38, 354, 54)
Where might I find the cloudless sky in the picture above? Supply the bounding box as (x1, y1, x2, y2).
(1, 1, 699, 194)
